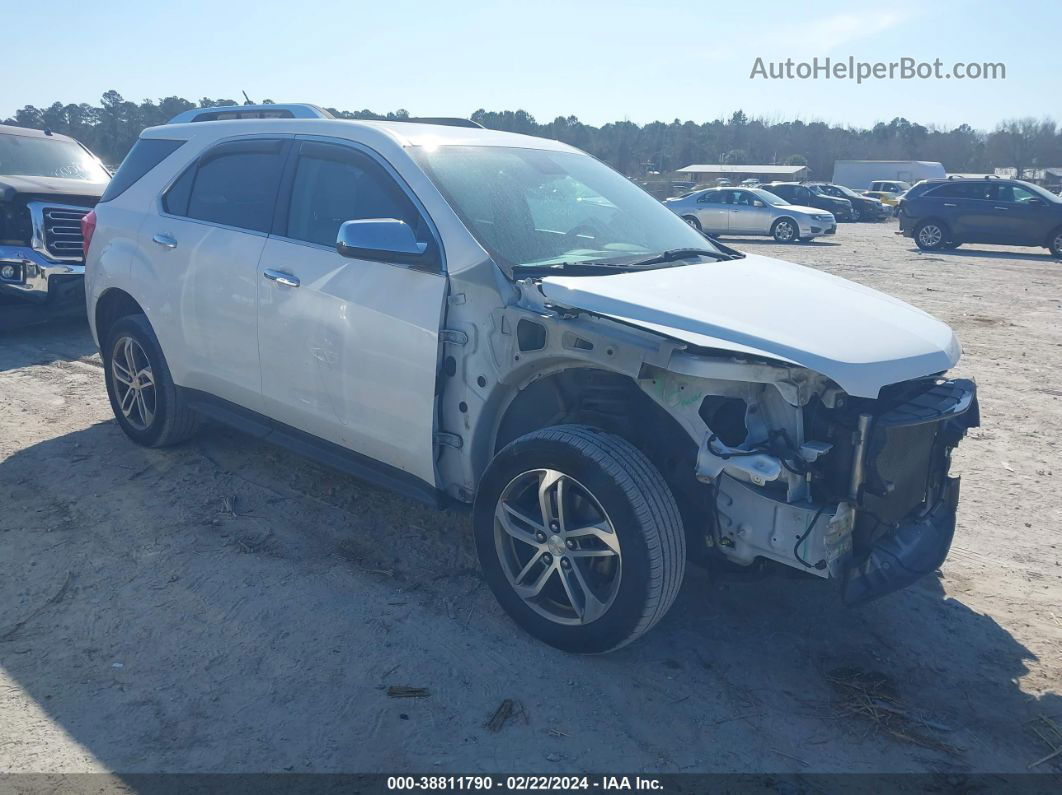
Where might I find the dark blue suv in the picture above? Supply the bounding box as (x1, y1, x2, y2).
(898, 177, 1062, 257)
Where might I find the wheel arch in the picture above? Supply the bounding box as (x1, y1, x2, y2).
(480, 365, 711, 559)
(94, 288, 148, 348)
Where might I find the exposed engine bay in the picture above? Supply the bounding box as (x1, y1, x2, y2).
(640, 359, 979, 603)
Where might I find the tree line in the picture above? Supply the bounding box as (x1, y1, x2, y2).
(4, 90, 1059, 180)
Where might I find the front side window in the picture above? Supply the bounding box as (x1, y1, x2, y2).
(0, 133, 109, 182)
(164, 139, 288, 233)
(413, 145, 720, 270)
(282, 143, 423, 247)
(993, 182, 1057, 204)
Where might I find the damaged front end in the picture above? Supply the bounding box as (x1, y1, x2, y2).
(642, 359, 979, 604)
(810, 378, 980, 604)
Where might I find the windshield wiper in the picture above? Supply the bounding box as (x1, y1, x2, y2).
(619, 248, 742, 268)
(511, 248, 741, 278)
(511, 260, 636, 277)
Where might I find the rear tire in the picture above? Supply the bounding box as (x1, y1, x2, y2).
(850, 206, 862, 222)
(771, 218, 798, 243)
(474, 425, 685, 653)
(914, 220, 948, 251)
(103, 314, 200, 447)
(941, 241, 962, 250)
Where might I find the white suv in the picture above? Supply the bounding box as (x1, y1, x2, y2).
(85, 104, 979, 653)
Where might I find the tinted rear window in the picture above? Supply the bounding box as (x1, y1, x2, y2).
(166, 139, 287, 233)
(100, 138, 185, 202)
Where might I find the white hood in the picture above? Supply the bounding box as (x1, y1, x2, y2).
(538, 253, 961, 398)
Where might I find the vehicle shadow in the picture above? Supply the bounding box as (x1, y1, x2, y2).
(1, 418, 1058, 774)
(907, 246, 1060, 263)
(722, 237, 842, 248)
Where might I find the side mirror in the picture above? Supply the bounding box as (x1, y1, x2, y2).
(336, 218, 431, 265)
(753, 200, 765, 207)
(1027, 197, 1046, 206)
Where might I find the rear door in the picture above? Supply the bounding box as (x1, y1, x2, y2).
(255, 138, 447, 486)
(921, 181, 989, 241)
(141, 137, 290, 412)
(692, 189, 729, 233)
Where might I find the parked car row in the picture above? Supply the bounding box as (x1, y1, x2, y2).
(73, 103, 981, 652)
(663, 186, 839, 242)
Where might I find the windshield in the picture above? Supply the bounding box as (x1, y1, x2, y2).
(413, 145, 722, 270)
(748, 188, 787, 206)
(0, 133, 109, 181)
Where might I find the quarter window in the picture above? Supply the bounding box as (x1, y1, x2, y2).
(163, 139, 288, 233)
(283, 143, 423, 248)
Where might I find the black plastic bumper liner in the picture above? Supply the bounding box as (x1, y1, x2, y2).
(842, 475, 960, 605)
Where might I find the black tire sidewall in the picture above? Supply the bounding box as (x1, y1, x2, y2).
(1049, 227, 1062, 258)
(683, 215, 701, 231)
(474, 433, 656, 654)
(102, 315, 174, 446)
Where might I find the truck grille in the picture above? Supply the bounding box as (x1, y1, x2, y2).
(40, 206, 89, 260)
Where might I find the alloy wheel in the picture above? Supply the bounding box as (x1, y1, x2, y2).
(775, 220, 796, 241)
(111, 336, 156, 431)
(918, 224, 943, 248)
(494, 469, 622, 626)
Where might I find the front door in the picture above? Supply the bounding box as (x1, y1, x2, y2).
(256, 139, 447, 486)
(727, 190, 772, 233)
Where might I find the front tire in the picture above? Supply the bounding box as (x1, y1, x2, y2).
(1049, 226, 1062, 258)
(771, 218, 799, 243)
(682, 215, 702, 231)
(915, 220, 948, 250)
(103, 314, 200, 447)
(474, 425, 685, 653)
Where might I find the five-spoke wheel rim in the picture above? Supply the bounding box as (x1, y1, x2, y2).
(918, 224, 943, 248)
(111, 336, 156, 431)
(494, 469, 622, 626)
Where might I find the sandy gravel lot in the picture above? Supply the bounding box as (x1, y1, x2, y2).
(1, 222, 1060, 775)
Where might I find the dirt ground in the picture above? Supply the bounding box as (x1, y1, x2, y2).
(1, 223, 1060, 776)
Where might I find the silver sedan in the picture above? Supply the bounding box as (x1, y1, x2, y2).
(663, 187, 836, 242)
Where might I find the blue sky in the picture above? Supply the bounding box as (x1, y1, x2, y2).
(4, 0, 1057, 130)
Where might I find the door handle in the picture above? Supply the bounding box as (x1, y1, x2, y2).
(943, 202, 957, 207)
(994, 206, 1009, 211)
(152, 233, 178, 249)
(263, 268, 300, 288)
